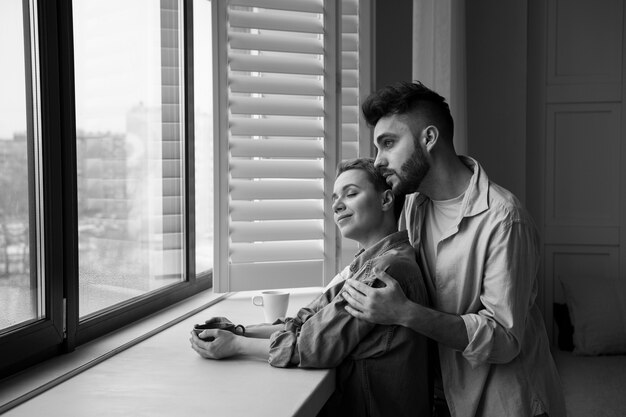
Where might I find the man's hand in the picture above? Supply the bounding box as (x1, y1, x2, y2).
(341, 269, 410, 326)
(190, 329, 240, 359)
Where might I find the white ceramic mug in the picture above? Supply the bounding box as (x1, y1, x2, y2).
(252, 291, 290, 323)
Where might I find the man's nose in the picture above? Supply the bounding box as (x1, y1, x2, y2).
(374, 153, 385, 168)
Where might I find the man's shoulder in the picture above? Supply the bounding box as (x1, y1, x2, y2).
(486, 181, 533, 225)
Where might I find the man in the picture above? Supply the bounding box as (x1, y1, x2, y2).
(190, 158, 430, 417)
(341, 82, 565, 417)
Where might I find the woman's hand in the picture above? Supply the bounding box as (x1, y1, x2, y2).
(190, 329, 241, 359)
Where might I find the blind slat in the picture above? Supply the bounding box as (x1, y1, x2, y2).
(230, 159, 324, 179)
(342, 33, 357, 51)
(231, 200, 324, 221)
(342, 107, 358, 123)
(341, 124, 358, 142)
(229, 9, 323, 34)
(230, 96, 324, 117)
(342, 51, 357, 69)
(231, 220, 324, 242)
(341, 0, 358, 14)
(229, 260, 324, 291)
(230, 241, 323, 263)
(230, 117, 324, 137)
(342, 70, 357, 87)
(229, 32, 323, 54)
(342, 87, 358, 103)
(342, 142, 359, 160)
(231, 138, 324, 158)
(230, 179, 323, 200)
(230, 0, 324, 14)
(342, 15, 358, 33)
(229, 54, 324, 76)
(230, 75, 323, 96)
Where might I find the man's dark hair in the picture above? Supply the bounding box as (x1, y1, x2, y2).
(361, 81, 454, 142)
(336, 157, 405, 221)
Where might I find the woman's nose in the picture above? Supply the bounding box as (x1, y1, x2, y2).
(332, 198, 344, 213)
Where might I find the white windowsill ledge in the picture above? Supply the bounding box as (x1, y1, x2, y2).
(0, 287, 334, 417)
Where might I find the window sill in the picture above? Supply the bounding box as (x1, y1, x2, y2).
(0, 287, 334, 417)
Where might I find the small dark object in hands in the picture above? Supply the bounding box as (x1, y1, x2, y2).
(193, 316, 245, 340)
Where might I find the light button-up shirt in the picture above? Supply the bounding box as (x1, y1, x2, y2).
(400, 156, 566, 417)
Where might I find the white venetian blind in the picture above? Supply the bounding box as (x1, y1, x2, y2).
(214, 0, 340, 291)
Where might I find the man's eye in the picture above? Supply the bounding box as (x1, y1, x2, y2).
(383, 140, 393, 148)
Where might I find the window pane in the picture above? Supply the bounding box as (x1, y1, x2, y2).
(194, 0, 214, 275)
(73, 0, 185, 317)
(0, 0, 43, 332)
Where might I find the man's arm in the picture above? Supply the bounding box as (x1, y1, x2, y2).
(344, 220, 540, 365)
(341, 272, 469, 351)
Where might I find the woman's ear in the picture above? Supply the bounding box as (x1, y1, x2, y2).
(381, 189, 394, 212)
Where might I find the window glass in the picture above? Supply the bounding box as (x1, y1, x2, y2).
(73, 0, 185, 317)
(0, 0, 43, 333)
(194, 0, 214, 275)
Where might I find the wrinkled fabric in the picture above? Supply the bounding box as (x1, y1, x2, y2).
(400, 156, 566, 417)
(269, 231, 431, 417)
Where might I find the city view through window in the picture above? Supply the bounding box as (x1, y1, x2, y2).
(0, 0, 214, 331)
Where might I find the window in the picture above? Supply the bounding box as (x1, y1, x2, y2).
(73, 0, 186, 317)
(0, 0, 44, 335)
(0, 0, 370, 384)
(0, 0, 210, 379)
(194, 0, 214, 276)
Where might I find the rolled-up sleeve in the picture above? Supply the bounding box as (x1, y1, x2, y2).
(269, 330, 299, 367)
(268, 276, 378, 369)
(461, 219, 539, 368)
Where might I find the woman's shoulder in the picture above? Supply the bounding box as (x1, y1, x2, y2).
(374, 246, 421, 283)
(372, 246, 427, 303)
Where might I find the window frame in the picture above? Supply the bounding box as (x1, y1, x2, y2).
(0, 0, 211, 379)
(0, 0, 65, 380)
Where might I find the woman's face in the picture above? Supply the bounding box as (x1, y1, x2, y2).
(331, 169, 387, 245)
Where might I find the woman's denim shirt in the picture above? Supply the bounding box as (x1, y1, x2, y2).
(269, 231, 430, 417)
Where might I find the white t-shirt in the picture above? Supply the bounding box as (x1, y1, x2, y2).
(422, 193, 465, 290)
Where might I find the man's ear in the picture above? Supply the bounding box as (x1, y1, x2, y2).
(423, 125, 439, 152)
(381, 189, 394, 212)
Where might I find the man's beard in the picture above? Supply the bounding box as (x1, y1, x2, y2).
(394, 145, 430, 196)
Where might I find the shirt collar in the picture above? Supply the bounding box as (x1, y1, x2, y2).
(349, 230, 410, 274)
(458, 156, 489, 218)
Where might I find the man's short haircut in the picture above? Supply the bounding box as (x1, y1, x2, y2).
(336, 157, 405, 221)
(361, 81, 454, 142)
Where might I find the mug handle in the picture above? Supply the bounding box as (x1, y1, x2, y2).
(252, 296, 264, 307)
